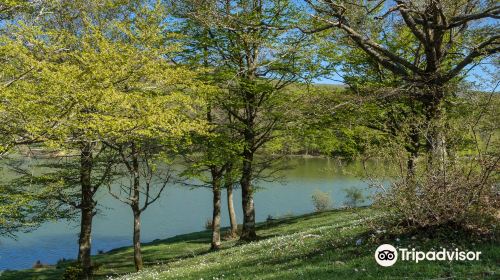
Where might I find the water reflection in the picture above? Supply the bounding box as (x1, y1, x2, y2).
(0, 157, 377, 270)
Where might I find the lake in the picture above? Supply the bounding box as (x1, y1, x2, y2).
(0, 157, 376, 270)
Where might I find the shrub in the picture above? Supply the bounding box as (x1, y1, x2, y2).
(343, 187, 365, 208)
(62, 262, 101, 280)
(311, 190, 332, 212)
(62, 263, 83, 280)
(373, 157, 499, 232)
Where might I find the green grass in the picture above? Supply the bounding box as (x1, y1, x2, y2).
(2, 207, 498, 279)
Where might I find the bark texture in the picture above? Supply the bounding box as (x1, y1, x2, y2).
(240, 151, 256, 240)
(131, 144, 143, 271)
(78, 143, 94, 280)
(226, 182, 238, 238)
(132, 209, 143, 271)
(211, 177, 222, 250)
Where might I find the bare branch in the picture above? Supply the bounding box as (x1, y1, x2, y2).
(444, 35, 500, 82)
(448, 5, 500, 29)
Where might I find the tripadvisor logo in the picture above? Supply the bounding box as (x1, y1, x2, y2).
(375, 244, 481, 267)
(375, 244, 398, 267)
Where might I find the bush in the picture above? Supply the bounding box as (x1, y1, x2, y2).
(311, 190, 332, 212)
(62, 263, 83, 280)
(373, 157, 499, 232)
(343, 187, 365, 208)
(62, 262, 101, 280)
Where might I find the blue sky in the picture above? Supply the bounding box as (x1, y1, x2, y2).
(314, 61, 498, 92)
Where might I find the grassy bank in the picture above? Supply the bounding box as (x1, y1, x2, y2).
(2, 207, 498, 279)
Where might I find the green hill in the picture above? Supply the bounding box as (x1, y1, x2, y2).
(2, 207, 498, 279)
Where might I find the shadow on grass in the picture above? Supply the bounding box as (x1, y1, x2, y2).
(1, 267, 64, 280)
(2, 207, 372, 280)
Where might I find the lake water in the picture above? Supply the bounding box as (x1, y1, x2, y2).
(0, 157, 376, 270)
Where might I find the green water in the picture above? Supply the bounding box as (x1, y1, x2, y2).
(0, 157, 379, 270)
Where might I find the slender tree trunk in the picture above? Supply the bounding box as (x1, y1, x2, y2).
(131, 143, 143, 271)
(226, 182, 238, 238)
(78, 143, 94, 280)
(240, 150, 256, 241)
(78, 205, 93, 280)
(211, 177, 222, 250)
(132, 207, 143, 271)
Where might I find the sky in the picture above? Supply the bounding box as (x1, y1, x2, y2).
(1, 2, 498, 92)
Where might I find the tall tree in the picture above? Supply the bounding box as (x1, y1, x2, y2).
(306, 0, 499, 166)
(106, 142, 169, 271)
(96, 4, 208, 264)
(1, 0, 94, 242)
(174, 0, 317, 241)
(1, 0, 192, 278)
(170, 13, 242, 246)
(181, 107, 241, 249)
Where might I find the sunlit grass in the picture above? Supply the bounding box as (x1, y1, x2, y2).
(2, 207, 498, 280)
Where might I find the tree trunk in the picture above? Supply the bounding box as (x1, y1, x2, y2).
(406, 122, 420, 177)
(78, 204, 93, 280)
(132, 208, 143, 271)
(131, 143, 143, 271)
(240, 150, 256, 241)
(407, 153, 417, 177)
(424, 86, 447, 168)
(211, 177, 222, 250)
(226, 182, 238, 238)
(78, 143, 94, 280)
(428, 126, 447, 167)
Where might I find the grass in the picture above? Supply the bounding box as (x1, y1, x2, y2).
(1, 207, 498, 279)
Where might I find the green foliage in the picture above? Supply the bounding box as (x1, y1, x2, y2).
(0, 2, 498, 276)
(61, 263, 83, 280)
(266, 84, 389, 159)
(0, 0, 209, 236)
(0, 186, 48, 237)
(1, 0, 208, 149)
(0, 159, 74, 237)
(0, 0, 32, 20)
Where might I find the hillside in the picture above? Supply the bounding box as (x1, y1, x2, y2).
(2, 207, 498, 279)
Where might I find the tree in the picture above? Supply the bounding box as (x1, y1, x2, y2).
(1, 0, 194, 277)
(306, 0, 499, 167)
(169, 18, 241, 247)
(181, 106, 241, 249)
(106, 142, 170, 271)
(78, 1, 206, 271)
(96, 4, 208, 264)
(174, 0, 318, 241)
(0, 0, 92, 240)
